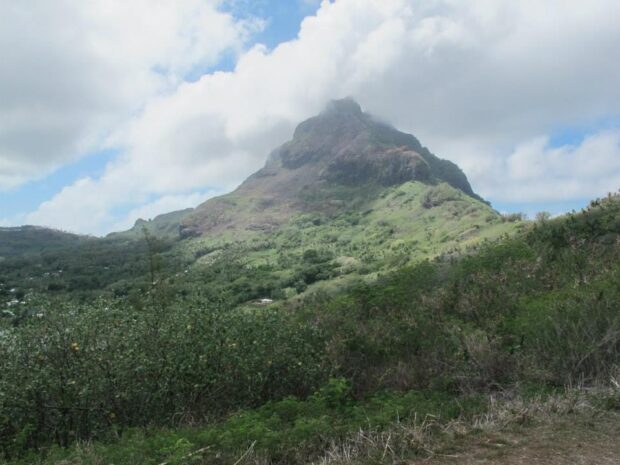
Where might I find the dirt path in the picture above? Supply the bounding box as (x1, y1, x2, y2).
(421, 413, 620, 465)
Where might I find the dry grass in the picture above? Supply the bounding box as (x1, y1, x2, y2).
(308, 385, 620, 465)
(313, 413, 439, 465)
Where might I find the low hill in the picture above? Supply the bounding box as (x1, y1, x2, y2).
(107, 208, 194, 240)
(0, 226, 90, 260)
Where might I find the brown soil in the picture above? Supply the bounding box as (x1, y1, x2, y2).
(420, 413, 620, 465)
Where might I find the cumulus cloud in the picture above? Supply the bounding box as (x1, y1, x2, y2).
(13, 0, 620, 234)
(0, 0, 258, 189)
(493, 130, 620, 202)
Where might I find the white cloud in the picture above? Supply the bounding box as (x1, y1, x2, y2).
(24, 174, 221, 235)
(496, 130, 620, 201)
(26, 177, 125, 234)
(0, 0, 258, 189)
(14, 0, 620, 234)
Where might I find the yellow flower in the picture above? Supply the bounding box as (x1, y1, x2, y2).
(70, 342, 79, 352)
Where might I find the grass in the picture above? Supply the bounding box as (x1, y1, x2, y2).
(178, 182, 521, 303)
(311, 384, 620, 465)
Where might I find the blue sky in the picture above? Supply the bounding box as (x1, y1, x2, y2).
(0, 152, 113, 223)
(225, 0, 321, 49)
(1, 0, 619, 234)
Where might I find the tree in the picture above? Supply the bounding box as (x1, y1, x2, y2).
(535, 211, 551, 223)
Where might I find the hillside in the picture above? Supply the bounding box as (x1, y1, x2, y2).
(0, 226, 89, 260)
(1, 193, 618, 464)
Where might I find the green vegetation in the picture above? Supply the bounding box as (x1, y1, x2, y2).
(178, 182, 518, 303)
(4, 381, 487, 465)
(0, 193, 618, 464)
(0, 232, 185, 305)
(0, 182, 515, 310)
(0, 227, 91, 259)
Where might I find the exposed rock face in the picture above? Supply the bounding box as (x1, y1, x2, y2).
(265, 97, 475, 193)
(278, 99, 369, 169)
(180, 98, 483, 238)
(322, 147, 430, 186)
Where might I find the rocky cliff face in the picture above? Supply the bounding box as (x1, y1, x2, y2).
(180, 98, 483, 238)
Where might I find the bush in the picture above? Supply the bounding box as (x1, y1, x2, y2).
(512, 270, 620, 382)
(0, 298, 328, 456)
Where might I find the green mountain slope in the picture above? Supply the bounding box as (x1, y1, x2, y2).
(177, 181, 518, 304)
(0, 226, 90, 260)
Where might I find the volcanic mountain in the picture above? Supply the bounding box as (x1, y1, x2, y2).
(180, 98, 485, 238)
(1, 99, 520, 306)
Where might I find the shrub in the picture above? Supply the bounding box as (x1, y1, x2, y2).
(0, 298, 328, 456)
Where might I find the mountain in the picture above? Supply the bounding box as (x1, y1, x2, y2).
(1, 99, 519, 304)
(158, 99, 519, 302)
(180, 98, 484, 238)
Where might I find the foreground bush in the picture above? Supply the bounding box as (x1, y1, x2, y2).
(0, 299, 326, 456)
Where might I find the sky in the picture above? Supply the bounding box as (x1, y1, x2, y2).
(1, 0, 619, 236)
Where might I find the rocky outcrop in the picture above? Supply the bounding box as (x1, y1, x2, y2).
(180, 98, 485, 237)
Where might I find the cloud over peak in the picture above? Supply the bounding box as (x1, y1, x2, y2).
(4, 0, 620, 234)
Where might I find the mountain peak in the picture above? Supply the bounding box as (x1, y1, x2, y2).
(322, 97, 363, 117)
(291, 97, 367, 144)
(180, 100, 485, 237)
